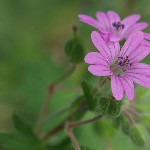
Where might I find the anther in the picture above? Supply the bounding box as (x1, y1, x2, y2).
(112, 22, 124, 30)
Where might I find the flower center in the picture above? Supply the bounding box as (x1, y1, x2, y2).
(110, 56, 132, 76)
(112, 22, 124, 31)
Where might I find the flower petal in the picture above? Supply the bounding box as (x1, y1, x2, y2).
(107, 41, 120, 61)
(120, 31, 144, 57)
(119, 76, 134, 100)
(107, 11, 121, 29)
(96, 12, 110, 30)
(109, 33, 122, 42)
(124, 72, 150, 88)
(99, 28, 110, 34)
(129, 45, 150, 63)
(144, 33, 150, 40)
(84, 52, 108, 66)
(91, 31, 111, 62)
(100, 32, 110, 41)
(111, 75, 124, 100)
(125, 63, 150, 76)
(140, 39, 150, 47)
(88, 65, 112, 76)
(124, 22, 148, 38)
(121, 14, 141, 36)
(78, 14, 99, 28)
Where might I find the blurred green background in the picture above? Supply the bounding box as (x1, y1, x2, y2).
(0, 0, 150, 149)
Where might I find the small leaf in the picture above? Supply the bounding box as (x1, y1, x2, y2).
(0, 132, 29, 150)
(81, 81, 94, 110)
(96, 97, 122, 117)
(0, 132, 46, 150)
(12, 114, 36, 139)
(47, 137, 71, 150)
(64, 38, 85, 64)
(130, 124, 149, 147)
(69, 95, 85, 109)
(69, 95, 87, 120)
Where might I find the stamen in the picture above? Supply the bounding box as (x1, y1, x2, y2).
(110, 56, 131, 76)
(112, 22, 124, 30)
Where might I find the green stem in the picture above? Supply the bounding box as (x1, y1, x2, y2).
(35, 65, 76, 131)
(38, 105, 70, 127)
(123, 111, 135, 125)
(41, 100, 88, 141)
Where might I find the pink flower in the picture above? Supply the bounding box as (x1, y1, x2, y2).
(79, 11, 150, 42)
(84, 31, 150, 100)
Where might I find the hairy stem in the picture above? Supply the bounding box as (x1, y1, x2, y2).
(125, 107, 140, 118)
(65, 115, 102, 150)
(42, 122, 65, 141)
(35, 65, 76, 131)
(66, 125, 80, 150)
(123, 111, 135, 125)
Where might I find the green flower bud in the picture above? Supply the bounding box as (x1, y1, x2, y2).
(64, 38, 85, 64)
(121, 117, 130, 135)
(113, 115, 123, 128)
(130, 124, 149, 147)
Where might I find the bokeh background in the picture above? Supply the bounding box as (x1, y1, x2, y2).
(0, 0, 150, 149)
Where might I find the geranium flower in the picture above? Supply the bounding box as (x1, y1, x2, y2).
(84, 31, 150, 100)
(79, 11, 150, 42)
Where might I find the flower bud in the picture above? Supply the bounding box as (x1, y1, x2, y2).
(64, 35, 84, 64)
(121, 117, 130, 135)
(130, 124, 149, 147)
(113, 115, 123, 128)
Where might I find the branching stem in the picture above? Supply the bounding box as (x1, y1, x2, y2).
(65, 115, 102, 150)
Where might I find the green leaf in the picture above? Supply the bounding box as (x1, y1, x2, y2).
(0, 132, 46, 150)
(0, 133, 29, 150)
(96, 97, 122, 117)
(47, 137, 71, 150)
(69, 95, 85, 109)
(64, 38, 85, 64)
(69, 95, 87, 120)
(81, 81, 94, 110)
(12, 114, 36, 139)
(130, 124, 149, 147)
